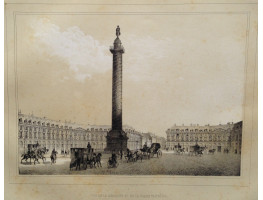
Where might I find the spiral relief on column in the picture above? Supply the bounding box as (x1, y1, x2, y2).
(112, 52, 123, 130)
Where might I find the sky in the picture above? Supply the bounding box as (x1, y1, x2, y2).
(16, 14, 247, 137)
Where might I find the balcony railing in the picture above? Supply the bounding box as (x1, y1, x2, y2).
(110, 45, 125, 52)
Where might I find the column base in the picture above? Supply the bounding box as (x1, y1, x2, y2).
(104, 129, 128, 153)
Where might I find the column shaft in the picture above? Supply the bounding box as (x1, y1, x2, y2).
(112, 52, 122, 130)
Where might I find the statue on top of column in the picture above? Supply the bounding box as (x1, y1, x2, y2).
(116, 25, 121, 38)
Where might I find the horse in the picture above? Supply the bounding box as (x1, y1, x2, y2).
(208, 149, 216, 154)
(82, 152, 95, 169)
(176, 148, 185, 155)
(21, 150, 39, 165)
(134, 150, 143, 162)
(139, 148, 151, 159)
(125, 151, 137, 163)
(36, 148, 46, 163)
(196, 149, 203, 156)
(21, 153, 32, 164)
(94, 153, 102, 168)
(70, 159, 77, 170)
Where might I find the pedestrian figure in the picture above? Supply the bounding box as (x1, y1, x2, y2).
(87, 142, 92, 153)
(120, 149, 123, 160)
(112, 153, 117, 165)
(143, 142, 147, 151)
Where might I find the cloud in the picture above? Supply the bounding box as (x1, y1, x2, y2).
(31, 18, 111, 82)
(124, 35, 172, 82)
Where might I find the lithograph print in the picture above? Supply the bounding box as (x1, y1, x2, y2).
(5, 1, 258, 200)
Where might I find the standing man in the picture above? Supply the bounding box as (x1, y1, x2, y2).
(87, 142, 92, 153)
(143, 142, 148, 151)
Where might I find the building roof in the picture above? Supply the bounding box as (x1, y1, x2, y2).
(168, 123, 235, 132)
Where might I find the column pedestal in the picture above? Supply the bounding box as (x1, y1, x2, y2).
(105, 130, 128, 152)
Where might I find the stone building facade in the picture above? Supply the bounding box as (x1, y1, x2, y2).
(18, 113, 165, 154)
(18, 113, 110, 154)
(166, 122, 242, 154)
(230, 121, 242, 154)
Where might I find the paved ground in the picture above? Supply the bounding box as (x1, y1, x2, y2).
(19, 152, 241, 176)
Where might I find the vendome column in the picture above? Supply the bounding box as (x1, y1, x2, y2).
(105, 26, 128, 152)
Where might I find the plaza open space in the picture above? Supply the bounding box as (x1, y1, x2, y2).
(19, 151, 241, 176)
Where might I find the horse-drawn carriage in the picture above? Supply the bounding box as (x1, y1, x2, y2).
(139, 143, 162, 159)
(149, 143, 162, 158)
(189, 144, 206, 156)
(174, 144, 185, 155)
(69, 148, 102, 171)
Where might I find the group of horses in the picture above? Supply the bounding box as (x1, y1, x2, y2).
(174, 145, 218, 156)
(70, 150, 102, 171)
(70, 143, 163, 170)
(21, 147, 59, 165)
(125, 146, 162, 163)
(21, 147, 48, 165)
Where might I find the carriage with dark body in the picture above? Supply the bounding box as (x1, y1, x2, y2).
(138, 143, 162, 159)
(149, 143, 162, 158)
(69, 148, 102, 170)
(70, 148, 92, 170)
(189, 144, 206, 156)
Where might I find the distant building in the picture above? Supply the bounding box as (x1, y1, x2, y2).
(141, 132, 166, 149)
(166, 122, 242, 154)
(123, 125, 142, 150)
(230, 121, 242, 154)
(18, 112, 166, 154)
(141, 133, 152, 147)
